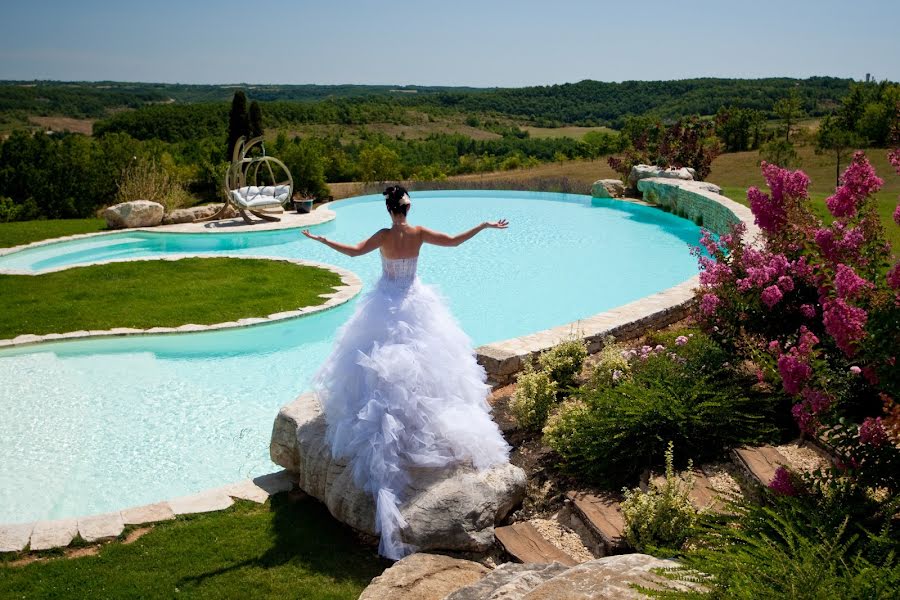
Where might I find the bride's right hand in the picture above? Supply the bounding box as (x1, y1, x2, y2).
(302, 229, 321, 241)
(484, 219, 509, 229)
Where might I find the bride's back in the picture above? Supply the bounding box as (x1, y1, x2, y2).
(379, 224, 423, 260)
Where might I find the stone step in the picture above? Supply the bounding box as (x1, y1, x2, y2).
(732, 445, 790, 487)
(565, 491, 628, 554)
(495, 522, 578, 566)
(649, 470, 726, 513)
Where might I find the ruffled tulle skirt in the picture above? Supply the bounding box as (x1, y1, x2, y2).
(312, 275, 511, 559)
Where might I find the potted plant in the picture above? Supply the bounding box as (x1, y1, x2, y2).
(292, 193, 315, 214)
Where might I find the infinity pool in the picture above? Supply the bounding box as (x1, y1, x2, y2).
(0, 191, 704, 524)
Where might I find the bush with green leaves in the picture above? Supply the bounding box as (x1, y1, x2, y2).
(536, 337, 588, 389)
(544, 332, 783, 486)
(586, 336, 631, 389)
(621, 442, 697, 553)
(510, 366, 558, 431)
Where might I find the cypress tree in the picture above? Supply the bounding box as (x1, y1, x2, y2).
(248, 101, 264, 140)
(226, 90, 250, 160)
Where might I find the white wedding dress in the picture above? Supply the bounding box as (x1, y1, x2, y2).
(312, 254, 511, 560)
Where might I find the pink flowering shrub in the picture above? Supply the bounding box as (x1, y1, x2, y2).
(692, 151, 900, 491)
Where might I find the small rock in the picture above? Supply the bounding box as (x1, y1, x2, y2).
(120, 502, 175, 525)
(78, 512, 124, 542)
(103, 200, 164, 229)
(161, 204, 224, 224)
(0, 522, 34, 553)
(591, 179, 626, 199)
(29, 519, 78, 551)
(358, 553, 489, 600)
(628, 164, 694, 190)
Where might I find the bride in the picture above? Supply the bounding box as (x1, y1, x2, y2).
(301, 185, 512, 559)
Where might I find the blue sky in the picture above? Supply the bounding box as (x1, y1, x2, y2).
(1, 0, 898, 86)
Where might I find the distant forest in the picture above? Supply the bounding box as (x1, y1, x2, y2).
(1, 77, 856, 127)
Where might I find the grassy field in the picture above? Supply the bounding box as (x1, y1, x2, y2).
(0, 218, 108, 248)
(522, 125, 616, 139)
(0, 495, 388, 599)
(0, 258, 341, 339)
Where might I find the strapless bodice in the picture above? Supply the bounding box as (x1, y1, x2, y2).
(380, 255, 418, 285)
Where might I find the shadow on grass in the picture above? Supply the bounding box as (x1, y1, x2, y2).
(176, 493, 390, 593)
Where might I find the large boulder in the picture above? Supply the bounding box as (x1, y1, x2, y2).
(161, 203, 235, 224)
(447, 554, 700, 599)
(627, 164, 694, 190)
(103, 200, 164, 229)
(590, 179, 626, 199)
(270, 393, 526, 553)
(359, 553, 489, 600)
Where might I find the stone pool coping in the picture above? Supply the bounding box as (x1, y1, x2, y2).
(0, 205, 336, 259)
(0, 471, 297, 553)
(0, 254, 362, 349)
(475, 178, 762, 383)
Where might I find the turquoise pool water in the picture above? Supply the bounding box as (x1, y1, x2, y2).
(0, 191, 704, 524)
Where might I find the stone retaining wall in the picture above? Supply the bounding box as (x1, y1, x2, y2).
(636, 178, 757, 237)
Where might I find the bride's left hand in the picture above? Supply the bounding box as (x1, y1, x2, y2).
(302, 229, 321, 241)
(485, 219, 509, 229)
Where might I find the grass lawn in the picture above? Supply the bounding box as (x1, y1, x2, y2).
(0, 495, 389, 599)
(0, 258, 342, 339)
(0, 218, 108, 248)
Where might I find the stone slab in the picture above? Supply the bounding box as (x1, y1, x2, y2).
(733, 446, 790, 487)
(168, 490, 234, 515)
(29, 519, 78, 551)
(0, 522, 34, 553)
(566, 492, 627, 554)
(78, 512, 125, 542)
(120, 502, 176, 525)
(359, 553, 490, 600)
(495, 522, 578, 566)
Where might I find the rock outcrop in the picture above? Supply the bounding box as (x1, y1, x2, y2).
(359, 553, 490, 600)
(103, 200, 164, 229)
(627, 164, 694, 190)
(270, 393, 526, 553)
(590, 179, 626, 199)
(446, 554, 698, 599)
(161, 203, 235, 224)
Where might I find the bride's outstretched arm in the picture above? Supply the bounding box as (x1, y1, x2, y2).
(301, 229, 386, 257)
(420, 220, 508, 247)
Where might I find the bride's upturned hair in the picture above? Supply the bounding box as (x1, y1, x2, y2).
(384, 185, 411, 216)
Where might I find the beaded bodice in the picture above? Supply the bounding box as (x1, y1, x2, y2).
(380, 255, 419, 285)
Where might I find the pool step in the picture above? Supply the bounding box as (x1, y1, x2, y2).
(495, 522, 579, 566)
(565, 491, 628, 555)
(732, 446, 790, 488)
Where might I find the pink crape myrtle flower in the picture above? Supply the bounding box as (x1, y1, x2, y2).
(822, 298, 867, 356)
(894, 203, 900, 227)
(761, 284, 783, 308)
(888, 263, 900, 290)
(700, 293, 720, 316)
(778, 352, 812, 395)
(858, 417, 888, 447)
(834, 264, 872, 299)
(777, 275, 794, 292)
(675, 335, 689, 346)
(800, 303, 816, 319)
(826, 152, 884, 218)
(768, 466, 797, 496)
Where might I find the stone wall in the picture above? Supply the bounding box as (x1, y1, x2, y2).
(635, 178, 757, 237)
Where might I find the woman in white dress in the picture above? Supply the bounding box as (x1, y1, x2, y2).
(301, 185, 512, 559)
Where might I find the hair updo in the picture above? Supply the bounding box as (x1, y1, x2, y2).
(383, 185, 411, 216)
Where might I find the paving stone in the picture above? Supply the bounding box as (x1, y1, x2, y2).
(168, 490, 234, 515)
(495, 522, 578, 566)
(78, 512, 124, 542)
(567, 491, 628, 554)
(0, 522, 34, 552)
(733, 446, 790, 487)
(30, 519, 78, 551)
(120, 502, 176, 525)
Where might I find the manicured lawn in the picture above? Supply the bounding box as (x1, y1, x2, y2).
(0, 258, 342, 339)
(0, 495, 389, 599)
(0, 218, 107, 248)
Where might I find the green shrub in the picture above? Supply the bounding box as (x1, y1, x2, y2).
(586, 336, 631, 389)
(621, 442, 697, 553)
(537, 337, 588, 388)
(544, 333, 783, 485)
(510, 366, 558, 431)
